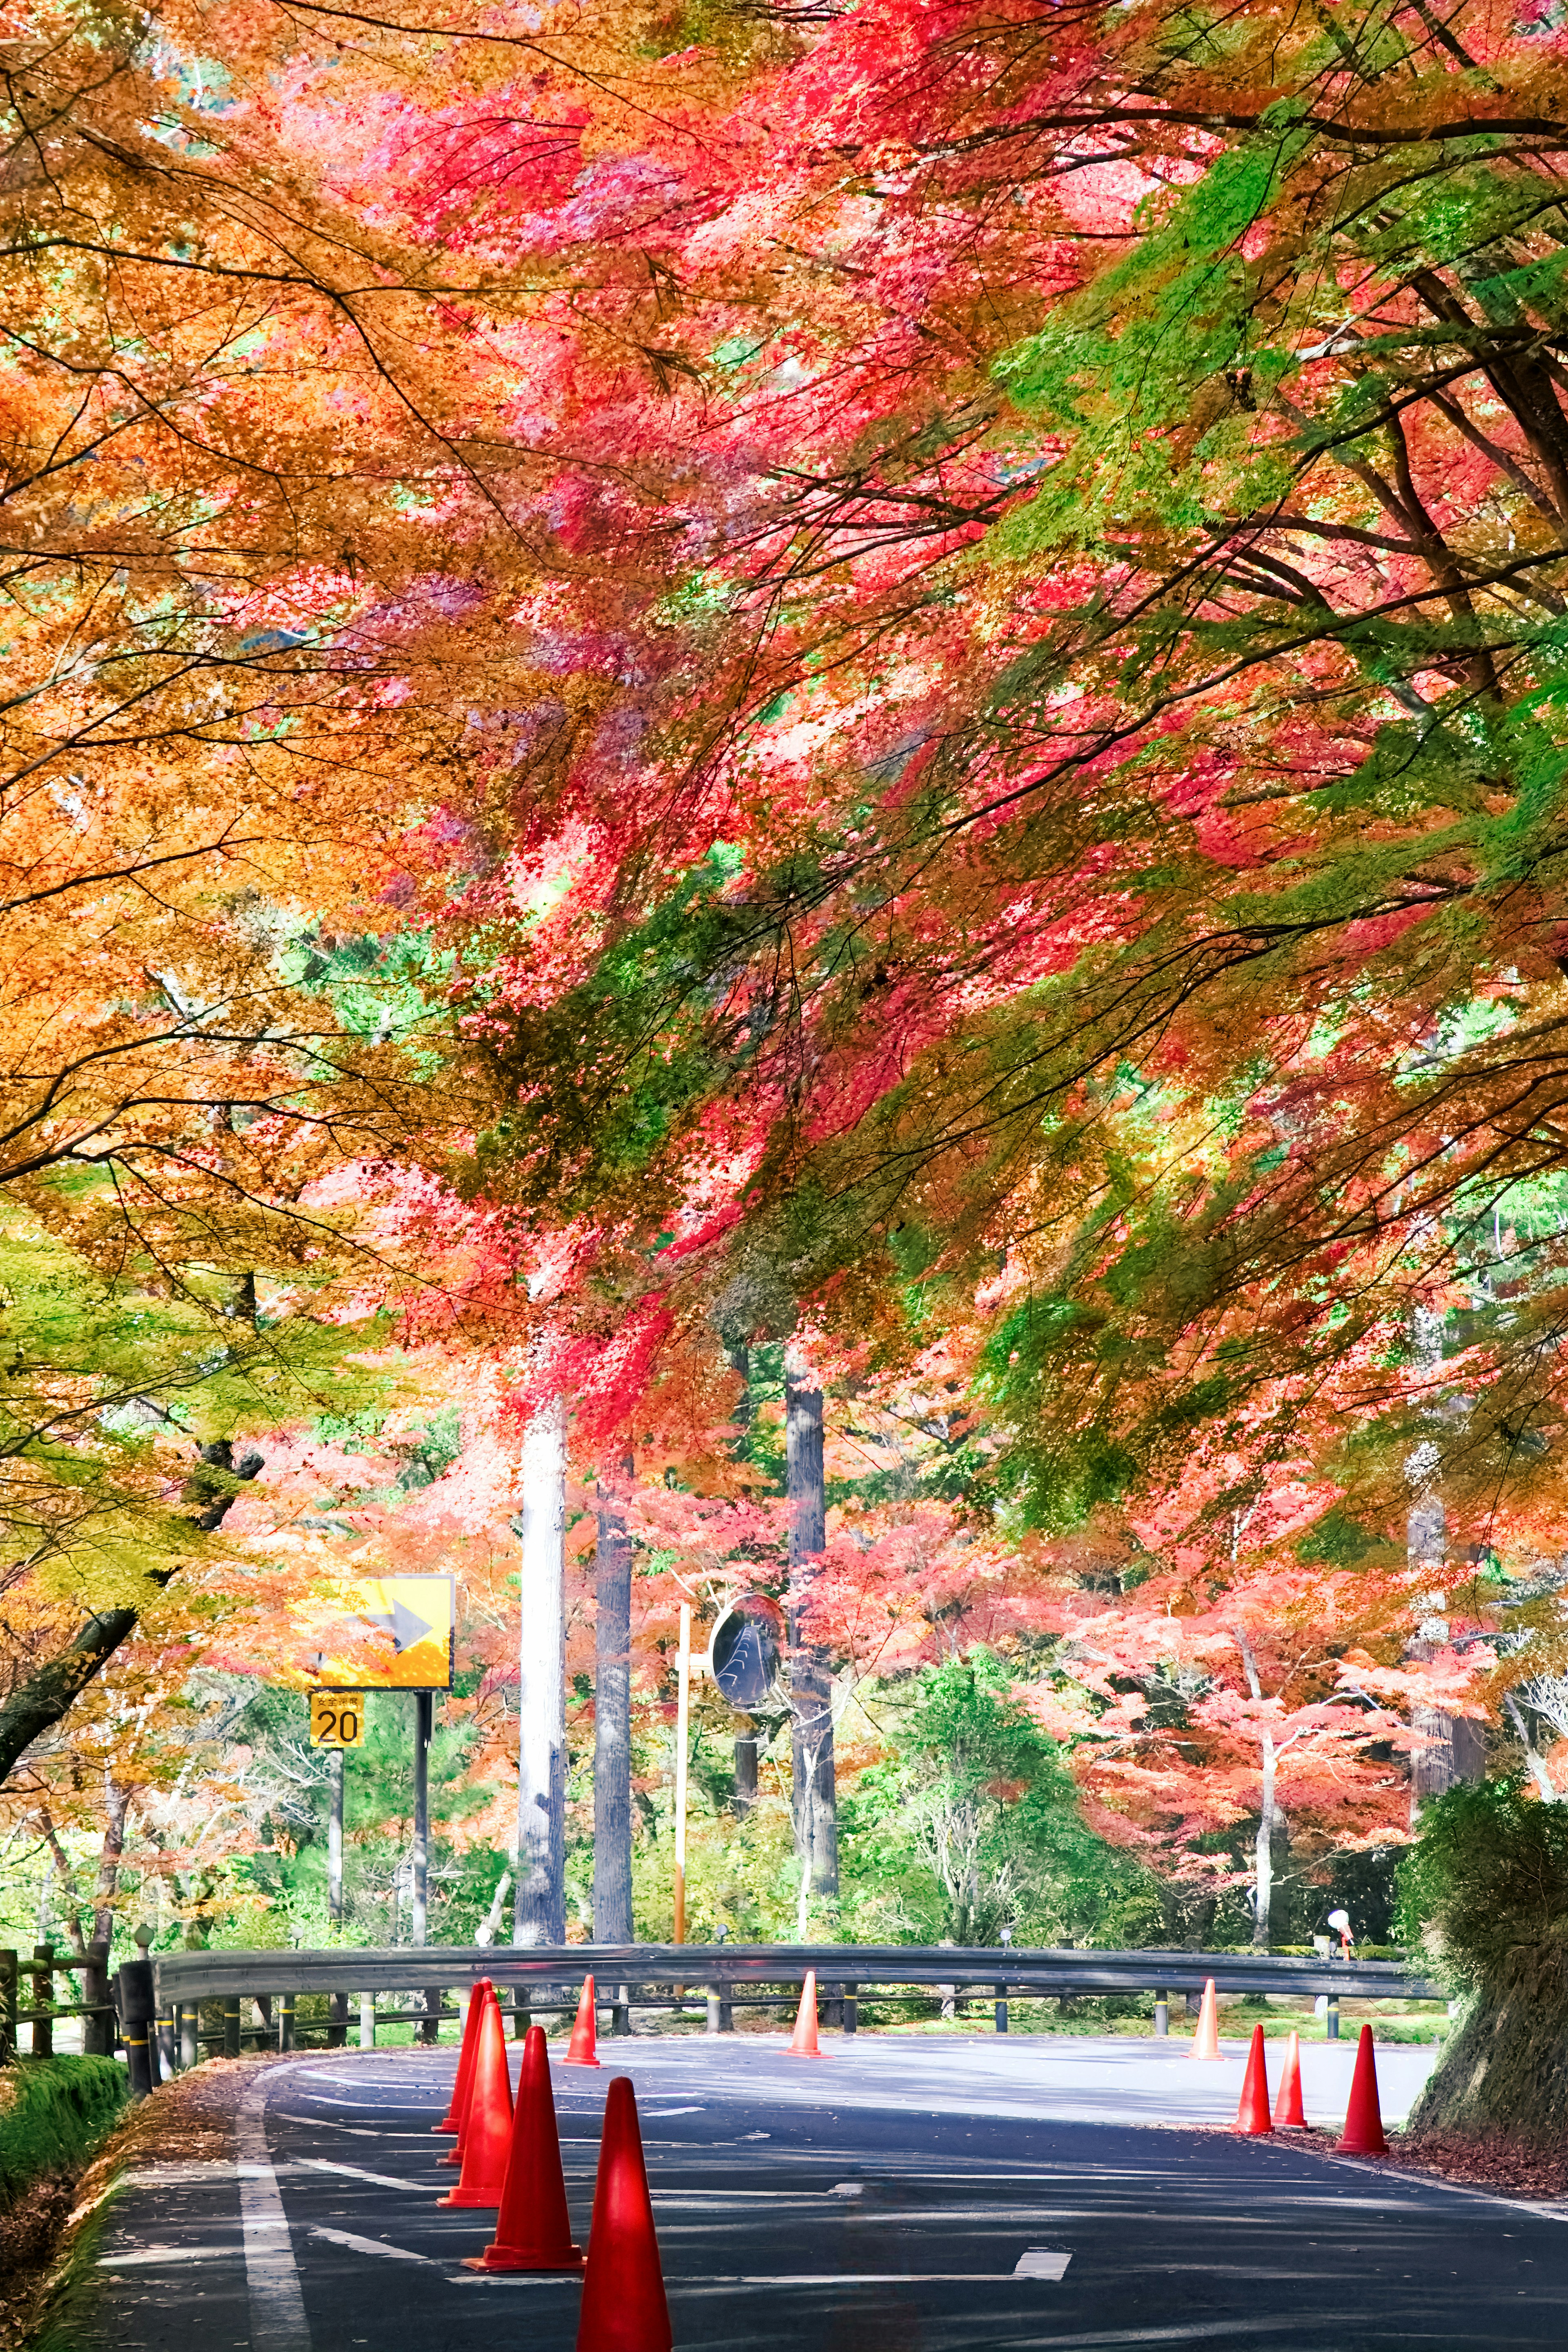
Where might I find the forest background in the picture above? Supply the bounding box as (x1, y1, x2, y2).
(6, 0, 1568, 1996)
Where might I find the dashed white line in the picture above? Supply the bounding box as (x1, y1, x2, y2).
(310, 2226, 433, 2265)
(295, 2158, 431, 2194)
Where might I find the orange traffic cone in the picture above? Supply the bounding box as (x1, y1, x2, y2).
(1188, 1978, 1222, 2060)
(435, 1977, 491, 2134)
(1235, 2024, 1272, 2134)
(564, 1975, 601, 2067)
(1273, 2029, 1306, 2129)
(438, 1989, 514, 2208)
(441, 1981, 495, 2167)
(467, 2025, 584, 2272)
(787, 1968, 827, 2058)
(575, 2077, 672, 2352)
(1336, 2024, 1388, 2156)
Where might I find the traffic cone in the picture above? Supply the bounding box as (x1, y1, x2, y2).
(786, 1968, 827, 2058)
(564, 1975, 601, 2067)
(1235, 2024, 1272, 2134)
(1188, 1978, 1222, 2060)
(435, 1978, 490, 2134)
(1336, 2024, 1388, 2156)
(467, 2025, 584, 2272)
(1274, 2029, 1306, 2129)
(441, 1981, 494, 2167)
(437, 1988, 514, 2208)
(575, 2076, 672, 2352)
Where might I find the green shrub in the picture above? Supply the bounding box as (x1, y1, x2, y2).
(1398, 1777, 1568, 2143)
(0, 2057, 127, 2205)
(1395, 1776, 1568, 1997)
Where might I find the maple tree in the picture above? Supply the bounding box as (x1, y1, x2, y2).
(15, 0, 1568, 2028)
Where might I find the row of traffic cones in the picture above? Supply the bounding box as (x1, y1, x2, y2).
(437, 1979, 672, 2350)
(1234, 2019, 1388, 2154)
(1188, 1974, 1388, 2154)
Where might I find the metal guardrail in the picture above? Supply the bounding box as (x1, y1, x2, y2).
(154, 1940, 1441, 2008)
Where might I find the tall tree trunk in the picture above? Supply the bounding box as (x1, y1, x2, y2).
(1406, 1381, 1486, 1821)
(727, 1343, 760, 1807)
(514, 1398, 567, 1945)
(593, 1456, 634, 1944)
(785, 1343, 837, 1902)
(1254, 1735, 1276, 1949)
(93, 1777, 129, 1947)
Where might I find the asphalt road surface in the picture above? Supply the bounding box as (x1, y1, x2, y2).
(87, 2032, 1568, 2352)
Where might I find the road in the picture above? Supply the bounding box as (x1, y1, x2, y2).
(87, 2031, 1568, 2352)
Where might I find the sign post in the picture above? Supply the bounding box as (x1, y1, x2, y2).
(308, 1690, 365, 1930)
(673, 1603, 691, 1945)
(308, 1576, 455, 1955)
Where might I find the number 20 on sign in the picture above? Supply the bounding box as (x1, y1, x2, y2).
(310, 1690, 366, 1748)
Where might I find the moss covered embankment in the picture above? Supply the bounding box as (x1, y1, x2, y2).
(1401, 1777, 1568, 2157)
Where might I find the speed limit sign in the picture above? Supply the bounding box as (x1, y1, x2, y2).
(310, 1689, 366, 1747)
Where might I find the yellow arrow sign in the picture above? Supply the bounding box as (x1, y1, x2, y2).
(312, 1574, 454, 1690)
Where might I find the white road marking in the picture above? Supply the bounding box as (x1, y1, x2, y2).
(644, 2105, 705, 2117)
(449, 2274, 583, 2287)
(274, 2114, 434, 2139)
(100, 2244, 245, 2269)
(310, 2226, 432, 2265)
(239, 2070, 311, 2352)
(296, 2158, 430, 2194)
(128, 2163, 278, 2184)
(1016, 2250, 1073, 2279)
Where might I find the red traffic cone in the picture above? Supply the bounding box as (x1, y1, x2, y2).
(441, 1982, 495, 2167)
(1273, 2029, 1306, 2129)
(575, 2076, 672, 2352)
(1235, 2024, 1272, 2134)
(467, 2025, 584, 2273)
(1188, 1978, 1222, 2060)
(564, 1975, 601, 2067)
(435, 1977, 491, 2134)
(786, 1968, 826, 2058)
(438, 1989, 514, 2208)
(1336, 2023, 1388, 2156)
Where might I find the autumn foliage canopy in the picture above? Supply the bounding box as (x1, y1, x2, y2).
(7, 0, 1568, 1944)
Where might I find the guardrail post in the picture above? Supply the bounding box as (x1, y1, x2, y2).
(1154, 1991, 1169, 2038)
(359, 1992, 375, 2049)
(994, 1981, 1008, 2035)
(611, 1984, 631, 2036)
(223, 1996, 241, 2058)
(843, 1980, 858, 2035)
(1326, 1994, 1339, 2040)
(179, 2002, 198, 2070)
(82, 1941, 111, 2056)
(156, 2004, 176, 2081)
(0, 1950, 16, 2062)
(278, 1993, 296, 2052)
(30, 1945, 54, 2058)
(115, 1958, 155, 2098)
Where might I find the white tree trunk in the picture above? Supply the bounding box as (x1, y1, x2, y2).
(1254, 1735, 1276, 1948)
(514, 1397, 567, 1945)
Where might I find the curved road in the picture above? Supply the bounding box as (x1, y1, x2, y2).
(90, 2032, 1567, 2351)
